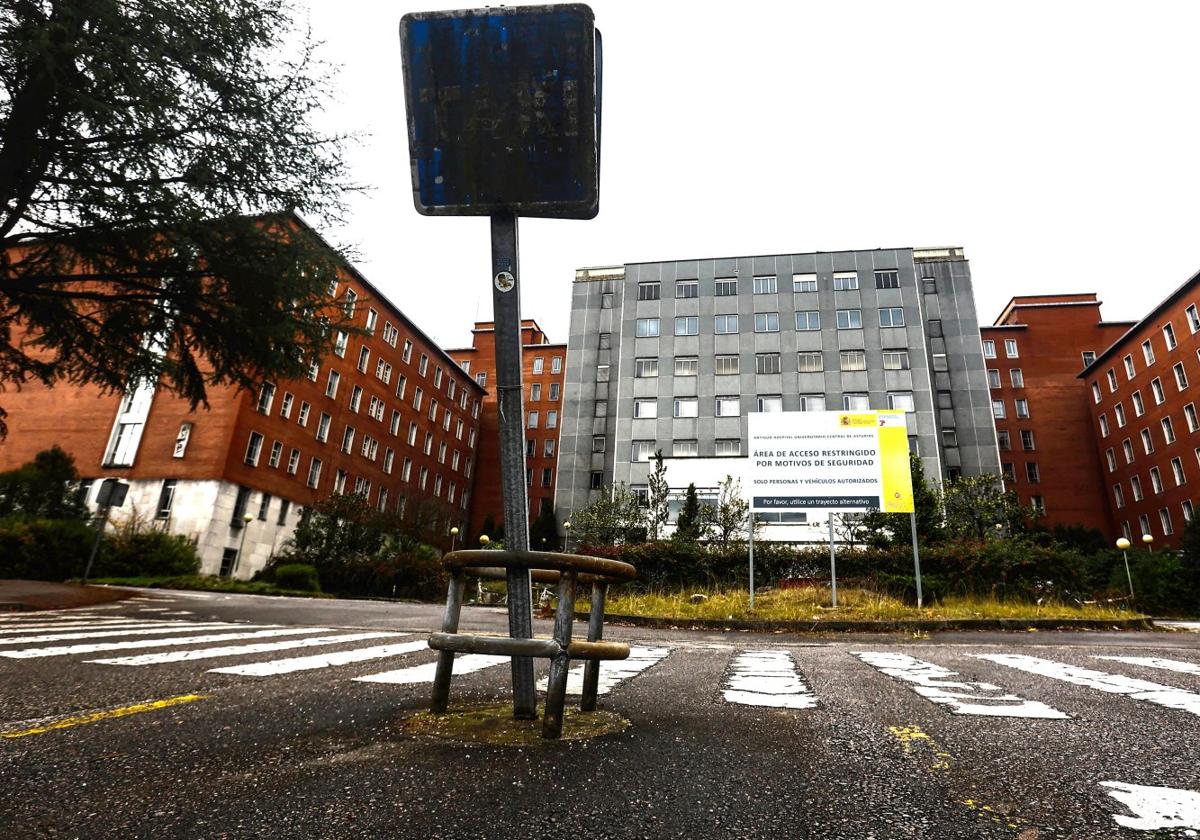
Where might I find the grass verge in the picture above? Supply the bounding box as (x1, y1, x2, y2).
(81, 575, 333, 599)
(594, 586, 1145, 623)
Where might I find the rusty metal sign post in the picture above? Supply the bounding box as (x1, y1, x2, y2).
(400, 4, 602, 724)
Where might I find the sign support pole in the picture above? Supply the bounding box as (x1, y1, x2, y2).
(748, 511, 755, 610)
(910, 510, 923, 609)
(490, 211, 536, 720)
(828, 513, 838, 608)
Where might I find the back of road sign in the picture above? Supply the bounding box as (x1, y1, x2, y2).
(399, 4, 601, 219)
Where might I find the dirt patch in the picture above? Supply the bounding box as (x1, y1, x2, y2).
(0, 580, 135, 612)
(398, 702, 629, 747)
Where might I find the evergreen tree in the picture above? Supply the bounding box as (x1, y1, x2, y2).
(0, 445, 88, 519)
(673, 483, 705, 543)
(645, 450, 670, 540)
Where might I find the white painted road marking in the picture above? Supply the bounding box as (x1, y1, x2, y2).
(976, 654, 1200, 716)
(1101, 781, 1200, 831)
(1096, 655, 1200, 677)
(858, 651, 1069, 718)
(354, 653, 508, 684)
(0, 627, 332, 658)
(723, 649, 817, 709)
(210, 639, 428, 676)
(89, 632, 404, 666)
(535, 646, 672, 696)
(1156, 621, 1200, 632)
(0, 619, 153, 634)
(0, 623, 253, 645)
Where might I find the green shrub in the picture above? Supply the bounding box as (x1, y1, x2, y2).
(271, 563, 321, 592)
(0, 516, 97, 580)
(97, 527, 200, 578)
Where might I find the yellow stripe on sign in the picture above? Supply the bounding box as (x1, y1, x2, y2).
(0, 693, 206, 739)
(878, 410, 915, 512)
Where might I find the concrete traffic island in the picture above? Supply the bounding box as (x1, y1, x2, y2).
(0, 579, 134, 612)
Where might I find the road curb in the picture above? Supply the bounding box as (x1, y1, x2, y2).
(579, 612, 1155, 633)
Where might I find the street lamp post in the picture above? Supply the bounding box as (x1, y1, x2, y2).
(562, 520, 572, 554)
(1142, 533, 1154, 553)
(1116, 537, 1135, 599)
(450, 526, 459, 553)
(232, 512, 254, 578)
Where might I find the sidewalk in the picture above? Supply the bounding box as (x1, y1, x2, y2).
(0, 580, 134, 612)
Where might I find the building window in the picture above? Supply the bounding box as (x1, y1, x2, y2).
(943, 429, 959, 448)
(1105, 448, 1116, 471)
(636, 318, 660, 338)
(675, 316, 699, 336)
(714, 314, 739, 334)
(155, 479, 177, 520)
(888, 392, 915, 412)
(1172, 456, 1186, 486)
(315, 412, 331, 443)
(1185, 500, 1195, 522)
(551, 357, 562, 374)
(1098, 413, 1109, 436)
(1139, 514, 1152, 536)
(592, 435, 606, 453)
(541, 468, 553, 487)
(340, 425, 355, 454)
(634, 358, 658, 378)
(715, 278, 738, 296)
(792, 274, 817, 293)
(1001, 462, 1015, 483)
(1106, 369, 1118, 392)
(1011, 369, 1025, 388)
(878, 307, 905, 328)
(590, 471, 604, 489)
(758, 395, 783, 412)
(356, 345, 370, 373)
(286, 448, 300, 475)
(1150, 467, 1164, 495)
(549, 383, 560, 400)
(306, 458, 322, 489)
(1026, 462, 1040, 484)
(833, 271, 859, 291)
(1031, 496, 1045, 516)
(983, 340, 996, 358)
(256, 382, 275, 414)
(595, 365, 609, 383)
(992, 400, 1006, 420)
(673, 439, 699, 457)
(1133, 391, 1145, 416)
(278, 392, 294, 420)
(839, 351, 867, 371)
(1143, 339, 1156, 366)
(349, 385, 363, 413)
(799, 394, 826, 411)
(882, 351, 909, 371)
(755, 353, 781, 374)
(1185, 403, 1199, 432)
(715, 354, 740, 375)
(1163, 416, 1177, 444)
(413, 387, 423, 411)
(401, 339, 413, 363)
(1152, 377, 1166, 404)
(631, 440, 655, 462)
(874, 269, 900, 289)
(595, 400, 608, 417)
(675, 280, 699, 299)
(842, 394, 869, 411)
(598, 333, 611, 350)
(673, 398, 698, 418)
(997, 430, 1011, 451)
(753, 312, 779, 333)
(798, 351, 824, 372)
(268, 441, 282, 468)
(1113, 483, 1126, 508)
(795, 311, 820, 331)
(601, 292, 613, 309)
(1083, 350, 1097, 367)
(675, 357, 698, 376)
(527, 410, 539, 428)
(989, 369, 1002, 389)
(1188, 305, 1200, 334)
(325, 370, 340, 399)
(1115, 403, 1127, 428)
(752, 275, 777, 295)
(716, 439, 741, 456)
(1092, 382, 1102, 403)
(1015, 399, 1029, 419)
(922, 277, 937, 295)
(1005, 339, 1019, 358)
(546, 411, 558, 429)
(836, 309, 862, 330)
(474, 372, 487, 388)
(1160, 508, 1175, 536)
(1123, 354, 1135, 379)
(1131, 476, 1144, 502)
(1021, 429, 1035, 451)
(1164, 322, 1178, 350)
(715, 396, 740, 417)
(1175, 362, 1189, 390)
(544, 439, 555, 457)
(637, 281, 660, 301)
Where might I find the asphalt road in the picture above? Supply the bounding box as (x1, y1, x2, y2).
(2, 590, 1199, 839)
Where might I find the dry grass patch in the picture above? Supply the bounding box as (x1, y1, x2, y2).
(597, 586, 1142, 623)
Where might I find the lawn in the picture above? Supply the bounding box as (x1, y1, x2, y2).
(83, 575, 332, 599)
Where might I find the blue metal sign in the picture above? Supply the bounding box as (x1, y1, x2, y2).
(400, 4, 601, 219)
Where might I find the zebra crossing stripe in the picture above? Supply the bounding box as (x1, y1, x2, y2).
(0, 627, 332, 659)
(1101, 781, 1200, 831)
(535, 646, 672, 696)
(0, 623, 253, 645)
(858, 651, 1069, 718)
(0, 620, 153, 634)
(975, 653, 1200, 716)
(354, 653, 508, 685)
(89, 632, 405, 666)
(1096, 655, 1200, 677)
(209, 639, 428, 676)
(723, 650, 817, 709)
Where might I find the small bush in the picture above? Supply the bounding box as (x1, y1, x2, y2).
(271, 563, 321, 592)
(97, 526, 200, 578)
(0, 516, 97, 580)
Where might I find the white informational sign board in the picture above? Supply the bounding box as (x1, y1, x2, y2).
(747, 410, 914, 513)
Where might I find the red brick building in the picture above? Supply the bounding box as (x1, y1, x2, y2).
(0, 216, 484, 576)
(1083, 271, 1200, 548)
(982, 295, 1133, 537)
(447, 320, 565, 543)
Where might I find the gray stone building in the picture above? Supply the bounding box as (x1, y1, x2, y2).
(554, 248, 1000, 538)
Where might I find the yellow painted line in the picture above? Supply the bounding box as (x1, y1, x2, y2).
(0, 694, 207, 739)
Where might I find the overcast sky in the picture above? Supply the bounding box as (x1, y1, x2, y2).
(302, 1, 1200, 350)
